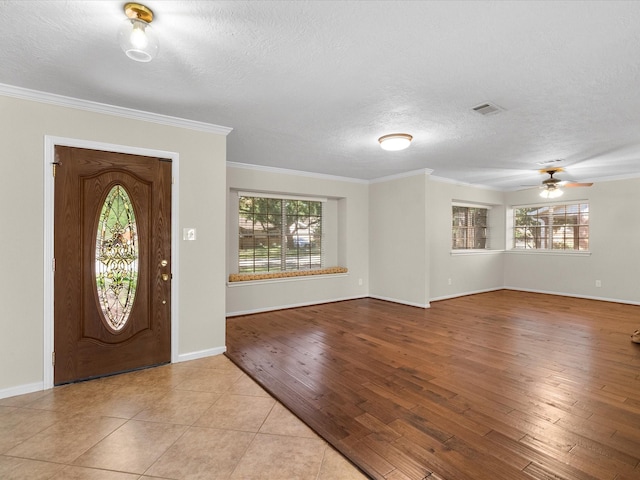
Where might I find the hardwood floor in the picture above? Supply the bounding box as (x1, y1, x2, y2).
(225, 290, 640, 480)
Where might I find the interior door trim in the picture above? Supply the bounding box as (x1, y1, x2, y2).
(44, 136, 180, 389)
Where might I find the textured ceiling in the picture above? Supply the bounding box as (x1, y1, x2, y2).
(2, 1, 640, 189)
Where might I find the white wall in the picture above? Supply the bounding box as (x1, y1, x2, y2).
(0, 94, 228, 396)
(367, 173, 505, 306)
(369, 173, 430, 307)
(227, 167, 640, 314)
(226, 165, 369, 315)
(428, 178, 506, 300)
(504, 178, 640, 303)
(227, 169, 509, 312)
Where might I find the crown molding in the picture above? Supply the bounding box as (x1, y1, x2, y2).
(430, 175, 503, 191)
(227, 162, 369, 184)
(228, 162, 640, 190)
(369, 168, 434, 184)
(229, 163, 439, 185)
(577, 172, 640, 185)
(0, 83, 232, 135)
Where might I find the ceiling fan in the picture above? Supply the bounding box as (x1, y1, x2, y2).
(536, 168, 593, 198)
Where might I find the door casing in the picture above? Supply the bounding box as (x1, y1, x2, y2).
(44, 136, 180, 389)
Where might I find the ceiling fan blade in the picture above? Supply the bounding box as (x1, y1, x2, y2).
(564, 182, 593, 188)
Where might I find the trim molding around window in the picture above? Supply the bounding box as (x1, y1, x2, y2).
(237, 191, 327, 203)
(451, 249, 504, 256)
(452, 203, 491, 250)
(511, 202, 589, 252)
(507, 249, 591, 257)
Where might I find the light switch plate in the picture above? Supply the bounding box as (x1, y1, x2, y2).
(183, 228, 196, 241)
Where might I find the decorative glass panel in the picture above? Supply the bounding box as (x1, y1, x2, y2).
(95, 185, 138, 330)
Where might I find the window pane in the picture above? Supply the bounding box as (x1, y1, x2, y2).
(266, 198, 281, 213)
(239, 237, 256, 273)
(527, 227, 538, 249)
(253, 240, 269, 272)
(267, 235, 282, 272)
(452, 226, 466, 249)
(514, 227, 527, 248)
(239, 196, 253, 214)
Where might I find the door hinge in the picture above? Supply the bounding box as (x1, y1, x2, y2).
(52, 162, 60, 177)
(52, 351, 55, 366)
(52, 258, 56, 272)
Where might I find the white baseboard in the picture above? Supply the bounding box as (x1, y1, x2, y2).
(176, 346, 227, 363)
(228, 287, 640, 320)
(0, 381, 44, 401)
(368, 295, 430, 309)
(226, 295, 368, 317)
(502, 286, 640, 306)
(430, 287, 503, 303)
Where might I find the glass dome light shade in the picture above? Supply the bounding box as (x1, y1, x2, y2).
(539, 187, 563, 199)
(118, 18, 159, 63)
(378, 133, 413, 151)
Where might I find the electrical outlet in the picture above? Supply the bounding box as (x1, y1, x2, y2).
(358, 278, 363, 286)
(595, 280, 602, 288)
(448, 278, 452, 285)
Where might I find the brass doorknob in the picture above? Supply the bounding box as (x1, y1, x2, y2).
(162, 273, 169, 281)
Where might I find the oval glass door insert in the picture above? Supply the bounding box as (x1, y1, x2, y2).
(95, 185, 139, 331)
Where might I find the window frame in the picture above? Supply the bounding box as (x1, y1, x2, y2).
(451, 202, 491, 251)
(510, 201, 589, 252)
(236, 192, 326, 274)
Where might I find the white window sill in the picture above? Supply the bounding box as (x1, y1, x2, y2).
(507, 249, 591, 257)
(450, 249, 504, 256)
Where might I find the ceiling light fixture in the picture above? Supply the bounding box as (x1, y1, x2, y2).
(378, 133, 413, 151)
(539, 186, 563, 199)
(118, 3, 159, 63)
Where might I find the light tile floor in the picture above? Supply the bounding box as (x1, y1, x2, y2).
(0, 355, 368, 480)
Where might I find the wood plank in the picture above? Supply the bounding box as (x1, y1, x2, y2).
(226, 291, 640, 480)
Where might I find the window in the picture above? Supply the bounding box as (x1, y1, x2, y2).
(238, 195, 323, 273)
(513, 203, 589, 250)
(452, 205, 488, 249)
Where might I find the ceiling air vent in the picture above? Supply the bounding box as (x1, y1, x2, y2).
(537, 159, 564, 166)
(472, 103, 503, 116)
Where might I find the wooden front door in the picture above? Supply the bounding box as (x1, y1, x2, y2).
(53, 146, 172, 385)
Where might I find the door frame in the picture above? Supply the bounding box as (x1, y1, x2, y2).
(43, 136, 180, 389)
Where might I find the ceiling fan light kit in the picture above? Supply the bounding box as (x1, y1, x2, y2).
(118, 2, 159, 63)
(378, 133, 413, 151)
(535, 167, 592, 198)
(539, 186, 563, 199)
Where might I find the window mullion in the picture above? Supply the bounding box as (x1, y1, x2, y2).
(281, 202, 287, 270)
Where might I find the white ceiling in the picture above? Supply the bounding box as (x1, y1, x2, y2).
(2, 0, 640, 189)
